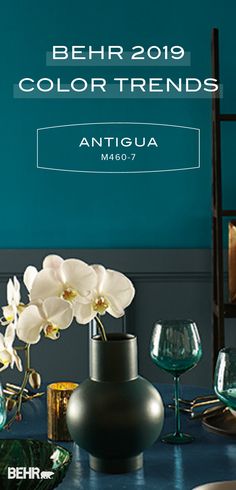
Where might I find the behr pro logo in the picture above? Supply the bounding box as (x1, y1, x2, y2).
(8, 467, 54, 480)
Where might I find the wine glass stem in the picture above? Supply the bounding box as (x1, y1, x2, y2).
(174, 375, 181, 436)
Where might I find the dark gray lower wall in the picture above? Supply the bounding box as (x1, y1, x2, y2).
(0, 248, 233, 388)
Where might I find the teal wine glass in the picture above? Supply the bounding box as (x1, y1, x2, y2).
(0, 382, 6, 430)
(214, 348, 236, 412)
(150, 320, 202, 444)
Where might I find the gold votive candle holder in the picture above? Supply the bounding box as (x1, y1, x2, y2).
(47, 382, 78, 441)
(229, 221, 236, 303)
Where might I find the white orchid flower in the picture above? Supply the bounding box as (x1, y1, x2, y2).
(1, 276, 24, 325)
(74, 265, 135, 324)
(23, 255, 62, 293)
(16, 297, 73, 344)
(0, 323, 22, 372)
(25, 255, 97, 305)
(24, 266, 38, 293)
(43, 254, 64, 274)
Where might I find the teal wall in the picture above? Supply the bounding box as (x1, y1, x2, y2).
(1, 0, 236, 248)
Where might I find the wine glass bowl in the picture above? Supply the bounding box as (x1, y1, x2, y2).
(150, 319, 202, 444)
(151, 320, 202, 376)
(214, 348, 236, 412)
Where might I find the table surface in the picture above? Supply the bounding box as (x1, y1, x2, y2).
(1, 383, 235, 490)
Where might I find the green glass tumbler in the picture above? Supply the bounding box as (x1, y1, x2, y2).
(150, 320, 202, 444)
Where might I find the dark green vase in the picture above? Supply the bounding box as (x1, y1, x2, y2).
(67, 333, 164, 474)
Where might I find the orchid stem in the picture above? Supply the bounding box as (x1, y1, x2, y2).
(95, 316, 107, 342)
(15, 368, 30, 416)
(25, 344, 30, 370)
(4, 344, 32, 429)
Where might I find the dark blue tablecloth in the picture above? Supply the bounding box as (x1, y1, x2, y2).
(1, 383, 235, 489)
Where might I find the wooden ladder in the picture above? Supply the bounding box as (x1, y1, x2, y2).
(212, 27, 236, 369)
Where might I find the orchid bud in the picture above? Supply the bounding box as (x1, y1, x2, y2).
(29, 371, 41, 390)
(6, 398, 16, 412)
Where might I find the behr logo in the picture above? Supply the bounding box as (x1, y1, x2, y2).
(8, 467, 54, 479)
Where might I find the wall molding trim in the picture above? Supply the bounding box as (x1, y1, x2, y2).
(0, 248, 213, 272)
(0, 248, 216, 285)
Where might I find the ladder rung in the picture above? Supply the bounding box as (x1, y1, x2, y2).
(222, 210, 236, 217)
(224, 303, 236, 318)
(213, 209, 236, 218)
(220, 114, 236, 121)
(215, 302, 236, 318)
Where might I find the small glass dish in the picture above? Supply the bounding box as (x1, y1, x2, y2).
(0, 439, 71, 489)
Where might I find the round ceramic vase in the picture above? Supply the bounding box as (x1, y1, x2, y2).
(67, 333, 164, 474)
